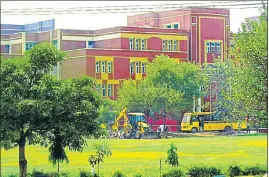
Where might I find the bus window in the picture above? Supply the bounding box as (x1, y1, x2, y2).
(190, 116, 198, 124)
(182, 114, 190, 123)
(204, 115, 211, 121)
(212, 114, 220, 121)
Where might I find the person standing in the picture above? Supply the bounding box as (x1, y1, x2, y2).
(238, 120, 242, 133)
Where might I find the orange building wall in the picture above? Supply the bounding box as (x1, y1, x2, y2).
(60, 57, 87, 79)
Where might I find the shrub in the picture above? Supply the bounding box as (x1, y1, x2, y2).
(79, 171, 100, 177)
(188, 166, 221, 177)
(6, 174, 18, 177)
(90, 174, 100, 177)
(166, 143, 179, 167)
(133, 175, 142, 177)
(30, 169, 47, 177)
(26, 170, 70, 177)
(79, 171, 92, 177)
(46, 172, 59, 177)
(60, 173, 70, 177)
(188, 166, 210, 177)
(112, 171, 125, 177)
(228, 165, 242, 177)
(207, 167, 222, 176)
(242, 165, 267, 176)
(79, 170, 100, 177)
(162, 169, 185, 177)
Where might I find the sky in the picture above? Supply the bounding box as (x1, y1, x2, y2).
(1, 1, 263, 33)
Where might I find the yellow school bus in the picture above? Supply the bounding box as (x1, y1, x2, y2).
(181, 112, 247, 133)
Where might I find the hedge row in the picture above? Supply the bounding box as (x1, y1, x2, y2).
(4, 165, 267, 177)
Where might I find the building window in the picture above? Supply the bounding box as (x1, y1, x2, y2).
(141, 39, 145, 50)
(206, 42, 211, 53)
(162, 40, 167, 51)
(168, 40, 172, 51)
(135, 39, 140, 50)
(101, 61, 106, 73)
(102, 84, 106, 97)
(130, 38, 134, 50)
(6, 45, 10, 53)
(108, 62, 112, 73)
(108, 84, 112, 97)
(96, 61, 100, 73)
(26, 42, 37, 51)
(2, 45, 10, 53)
(216, 42, 221, 54)
(130, 62, 134, 74)
(136, 62, 140, 73)
(173, 40, 178, 51)
(142, 63, 146, 74)
(164, 23, 180, 29)
(211, 42, 215, 53)
(52, 40, 58, 49)
(192, 16, 197, 24)
(96, 84, 101, 94)
(88, 41, 94, 48)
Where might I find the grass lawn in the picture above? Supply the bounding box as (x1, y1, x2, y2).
(2, 134, 267, 177)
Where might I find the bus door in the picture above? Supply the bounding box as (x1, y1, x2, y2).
(190, 116, 199, 132)
(198, 116, 204, 132)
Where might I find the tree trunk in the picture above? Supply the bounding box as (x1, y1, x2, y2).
(57, 159, 60, 173)
(19, 136, 27, 177)
(163, 110, 167, 133)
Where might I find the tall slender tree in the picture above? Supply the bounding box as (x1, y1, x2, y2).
(48, 128, 69, 173)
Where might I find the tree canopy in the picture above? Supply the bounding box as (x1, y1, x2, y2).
(204, 8, 268, 126)
(0, 43, 103, 177)
(116, 54, 207, 119)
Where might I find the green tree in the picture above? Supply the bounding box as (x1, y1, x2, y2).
(1, 43, 102, 177)
(165, 143, 179, 167)
(202, 59, 241, 121)
(231, 7, 268, 126)
(88, 142, 112, 176)
(98, 98, 118, 123)
(48, 128, 69, 173)
(117, 54, 207, 121)
(207, 8, 268, 126)
(0, 56, 18, 177)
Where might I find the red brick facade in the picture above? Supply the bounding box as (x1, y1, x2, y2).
(1, 7, 231, 100)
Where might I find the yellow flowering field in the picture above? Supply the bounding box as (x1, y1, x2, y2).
(2, 135, 267, 177)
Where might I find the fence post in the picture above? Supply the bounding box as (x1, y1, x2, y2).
(160, 159, 162, 177)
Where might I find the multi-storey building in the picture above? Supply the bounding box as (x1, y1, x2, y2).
(127, 7, 230, 64)
(1, 8, 230, 102)
(1, 27, 189, 99)
(1, 19, 55, 34)
(127, 7, 230, 111)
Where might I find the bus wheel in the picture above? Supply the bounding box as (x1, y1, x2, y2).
(191, 128, 198, 133)
(224, 126, 231, 132)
